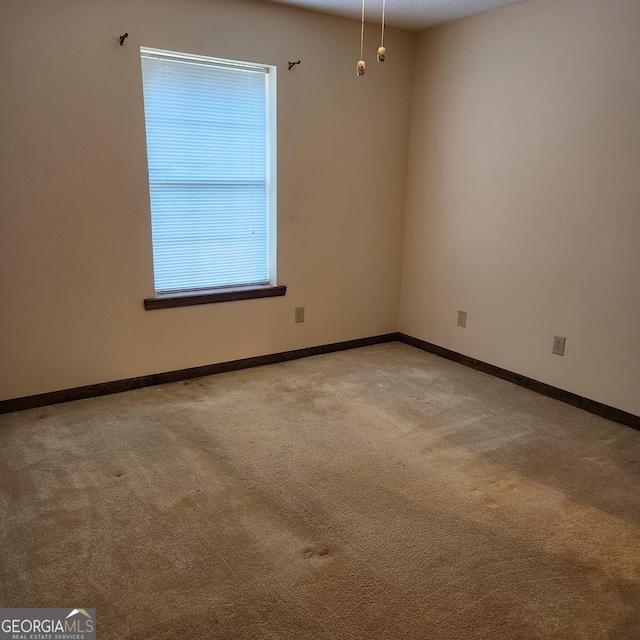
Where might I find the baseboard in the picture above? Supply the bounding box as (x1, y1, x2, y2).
(398, 333, 640, 431)
(3, 332, 638, 431)
(0, 333, 399, 414)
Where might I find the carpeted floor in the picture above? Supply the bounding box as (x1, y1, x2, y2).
(1, 343, 639, 639)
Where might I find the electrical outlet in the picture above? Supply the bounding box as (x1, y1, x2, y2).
(295, 306, 305, 323)
(552, 336, 566, 356)
(457, 310, 467, 328)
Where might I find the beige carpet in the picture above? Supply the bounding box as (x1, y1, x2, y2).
(1, 343, 639, 639)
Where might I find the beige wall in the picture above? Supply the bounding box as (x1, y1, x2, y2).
(0, 0, 414, 400)
(2, 0, 639, 418)
(400, 0, 640, 415)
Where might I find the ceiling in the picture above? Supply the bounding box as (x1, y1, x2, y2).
(264, 0, 527, 30)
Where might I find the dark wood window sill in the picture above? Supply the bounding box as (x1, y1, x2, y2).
(144, 284, 286, 310)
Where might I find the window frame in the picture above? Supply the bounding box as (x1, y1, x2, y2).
(139, 47, 283, 310)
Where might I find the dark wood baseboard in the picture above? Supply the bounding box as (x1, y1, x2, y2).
(2, 332, 637, 431)
(0, 333, 398, 414)
(398, 333, 640, 431)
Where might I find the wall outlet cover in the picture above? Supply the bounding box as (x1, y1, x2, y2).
(295, 307, 305, 323)
(552, 335, 566, 356)
(457, 310, 467, 328)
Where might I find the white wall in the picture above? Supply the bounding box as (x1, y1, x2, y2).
(400, 0, 640, 415)
(0, 0, 414, 400)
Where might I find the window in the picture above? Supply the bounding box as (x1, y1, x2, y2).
(140, 48, 283, 309)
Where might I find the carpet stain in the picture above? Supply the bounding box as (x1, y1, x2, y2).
(177, 495, 198, 508)
(302, 543, 334, 559)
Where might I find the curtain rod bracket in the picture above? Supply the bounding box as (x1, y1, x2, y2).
(119, 33, 129, 46)
(288, 60, 300, 70)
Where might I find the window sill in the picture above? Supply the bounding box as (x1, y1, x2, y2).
(144, 284, 286, 310)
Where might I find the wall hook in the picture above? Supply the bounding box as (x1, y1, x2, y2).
(288, 60, 301, 70)
(119, 33, 129, 46)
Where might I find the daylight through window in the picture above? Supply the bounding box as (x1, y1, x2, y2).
(140, 47, 276, 295)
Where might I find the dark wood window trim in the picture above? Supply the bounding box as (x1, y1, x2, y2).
(144, 284, 286, 310)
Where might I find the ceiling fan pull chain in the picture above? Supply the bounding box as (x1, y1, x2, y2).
(357, 0, 366, 76)
(378, 0, 386, 62)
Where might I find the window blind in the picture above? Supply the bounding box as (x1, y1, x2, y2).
(140, 48, 270, 294)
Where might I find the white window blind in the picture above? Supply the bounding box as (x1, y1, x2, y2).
(140, 48, 272, 294)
